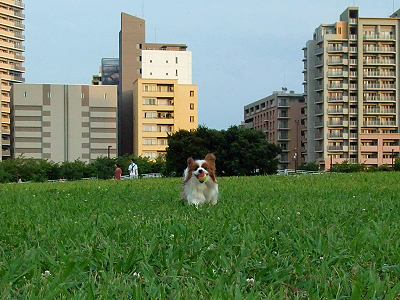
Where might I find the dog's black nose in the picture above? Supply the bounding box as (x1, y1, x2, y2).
(198, 169, 203, 174)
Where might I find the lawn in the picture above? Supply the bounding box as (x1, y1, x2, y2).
(0, 172, 399, 299)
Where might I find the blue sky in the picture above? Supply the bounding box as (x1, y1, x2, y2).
(24, 0, 398, 130)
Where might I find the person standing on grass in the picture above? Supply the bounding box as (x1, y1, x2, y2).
(128, 159, 138, 179)
(114, 163, 122, 180)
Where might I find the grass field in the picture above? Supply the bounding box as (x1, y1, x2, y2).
(0, 172, 399, 299)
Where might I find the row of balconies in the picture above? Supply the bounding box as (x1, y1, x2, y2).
(315, 107, 396, 115)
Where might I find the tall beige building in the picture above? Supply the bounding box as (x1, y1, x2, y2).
(303, 7, 400, 169)
(119, 13, 197, 156)
(133, 78, 197, 158)
(11, 84, 117, 163)
(0, 0, 25, 161)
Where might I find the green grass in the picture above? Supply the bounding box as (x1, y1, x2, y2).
(0, 173, 399, 299)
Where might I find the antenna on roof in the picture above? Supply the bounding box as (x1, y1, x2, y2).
(282, 74, 287, 92)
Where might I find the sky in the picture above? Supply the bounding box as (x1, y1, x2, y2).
(24, 0, 399, 130)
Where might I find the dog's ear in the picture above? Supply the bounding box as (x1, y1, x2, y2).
(205, 153, 216, 167)
(187, 157, 194, 167)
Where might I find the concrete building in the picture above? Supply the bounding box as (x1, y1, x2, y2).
(0, 0, 25, 161)
(303, 7, 400, 169)
(133, 78, 198, 158)
(244, 91, 306, 170)
(11, 84, 117, 163)
(119, 13, 197, 156)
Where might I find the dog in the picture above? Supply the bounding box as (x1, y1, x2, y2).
(182, 153, 218, 205)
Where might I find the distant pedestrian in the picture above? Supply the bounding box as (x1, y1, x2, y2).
(114, 163, 122, 180)
(128, 159, 138, 179)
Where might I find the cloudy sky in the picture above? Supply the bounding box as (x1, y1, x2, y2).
(25, 0, 398, 130)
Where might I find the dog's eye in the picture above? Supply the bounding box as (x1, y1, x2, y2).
(203, 166, 208, 170)
(194, 166, 198, 171)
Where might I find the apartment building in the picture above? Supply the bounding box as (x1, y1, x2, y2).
(119, 13, 196, 156)
(303, 7, 400, 169)
(11, 84, 117, 163)
(244, 91, 306, 170)
(0, 0, 25, 161)
(133, 78, 198, 158)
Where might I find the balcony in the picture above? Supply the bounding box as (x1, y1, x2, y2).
(349, 121, 358, 127)
(363, 108, 396, 114)
(326, 46, 347, 53)
(2, 150, 10, 157)
(328, 132, 348, 139)
(363, 84, 396, 90)
(328, 108, 348, 114)
(327, 83, 348, 90)
(277, 113, 290, 119)
(363, 71, 396, 77)
(277, 134, 289, 141)
(1, 117, 10, 124)
(278, 101, 289, 108)
(315, 146, 324, 152)
(315, 121, 324, 127)
(327, 120, 348, 127)
(363, 33, 395, 40)
(363, 95, 396, 102)
(2, 139, 10, 145)
(328, 145, 344, 151)
(363, 46, 395, 53)
(349, 96, 357, 102)
(363, 59, 395, 65)
(363, 120, 396, 126)
(327, 71, 347, 77)
(327, 58, 348, 65)
(327, 96, 345, 102)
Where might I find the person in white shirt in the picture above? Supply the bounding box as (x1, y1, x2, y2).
(128, 159, 138, 179)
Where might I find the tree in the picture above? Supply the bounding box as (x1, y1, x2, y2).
(165, 125, 281, 176)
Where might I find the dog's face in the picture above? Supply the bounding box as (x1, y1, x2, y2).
(186, 153, 216, 183)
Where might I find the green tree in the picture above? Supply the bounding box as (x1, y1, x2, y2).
(165, 125, 281, 176)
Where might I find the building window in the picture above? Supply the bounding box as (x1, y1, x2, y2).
(81, 93, 85, 99)
(23, 92, 27, 97)
(150, 59, 152, 63)
(190, 91, 195, 97)
(47, 92, 51, 98)
(137, 56, 142, 62)
(104, 94, 107, 99)
(190, 116, 195, 123)
(190, 103, 195, 110)
(175, 69, 178, 76)
(136, 43, 142, 49)
(166, 73, 168, 76)
(166, 60, 168, 63)
(137, 68, 142, 74)
(175, 57, 178, 64)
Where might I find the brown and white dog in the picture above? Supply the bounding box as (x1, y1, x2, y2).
(182, 153, 218, 205)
